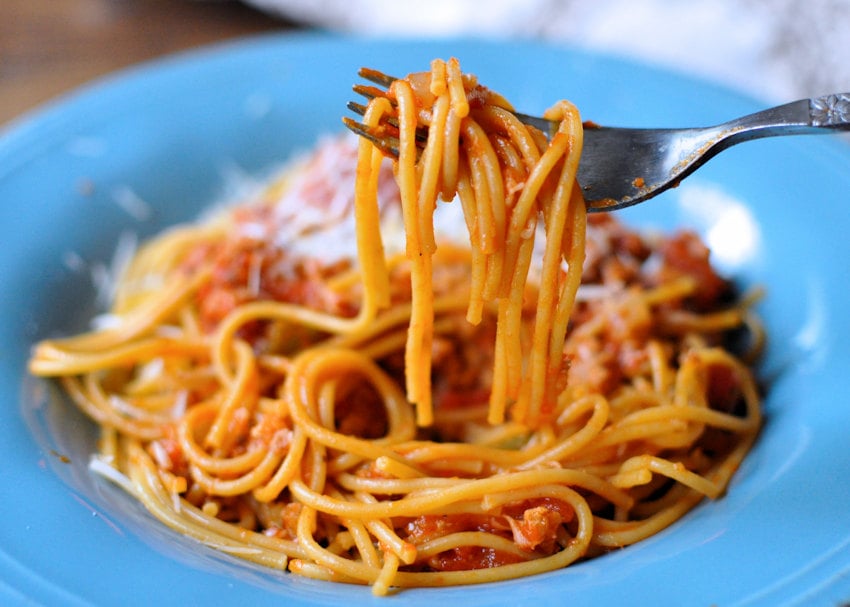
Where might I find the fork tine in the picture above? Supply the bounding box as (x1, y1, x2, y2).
(342, 116, 401, 158)
(358, 67, 397, 88)
(353, 83, 387, 101)
(346, 100, 369, 116)
(346, 100, 429, 145)
(346, 100, 400, 132)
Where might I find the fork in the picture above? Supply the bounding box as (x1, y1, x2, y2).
(344, 68, 850, 211)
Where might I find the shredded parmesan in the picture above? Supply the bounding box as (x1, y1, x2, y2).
(89, 455, 137, 495)
(111, 185, 152, 222)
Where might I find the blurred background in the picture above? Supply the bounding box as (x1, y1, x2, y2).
(3, 0, 849, 127)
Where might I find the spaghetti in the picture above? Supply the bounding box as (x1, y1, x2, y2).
(29, 59, 762, 595)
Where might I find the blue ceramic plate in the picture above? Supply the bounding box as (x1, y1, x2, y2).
(3, 34, 850, 607)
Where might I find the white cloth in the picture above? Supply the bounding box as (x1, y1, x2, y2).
(245, 0, 850, 102)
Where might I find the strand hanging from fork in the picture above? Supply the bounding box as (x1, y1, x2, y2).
(346, 58, 588, 427)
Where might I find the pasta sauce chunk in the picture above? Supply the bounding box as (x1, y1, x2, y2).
(29, 59, 762, 595)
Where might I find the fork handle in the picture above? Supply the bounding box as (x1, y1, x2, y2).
(725, 92, 850, 141)
(807, 93, 850, 128)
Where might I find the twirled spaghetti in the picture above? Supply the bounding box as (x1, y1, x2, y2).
(29, 59, 762, 595)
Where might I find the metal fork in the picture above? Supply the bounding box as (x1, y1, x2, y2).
(344, 68, 850, 211)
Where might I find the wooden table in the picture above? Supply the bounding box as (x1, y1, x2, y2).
(1, 0, 296, 127)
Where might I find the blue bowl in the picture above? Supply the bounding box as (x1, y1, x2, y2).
(3, 34, 850, 607)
